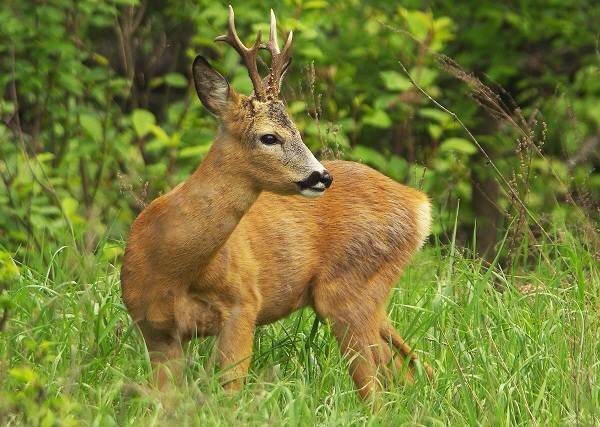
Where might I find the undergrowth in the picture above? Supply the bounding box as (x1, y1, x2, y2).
(1, 217, 598, 426)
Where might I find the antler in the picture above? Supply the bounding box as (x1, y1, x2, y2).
(262, 9, 293, 98)
(215, 5, 266, 99)
(215, 6, 293, 100)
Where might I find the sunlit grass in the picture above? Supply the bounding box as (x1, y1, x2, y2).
(1, 223, 598, 425)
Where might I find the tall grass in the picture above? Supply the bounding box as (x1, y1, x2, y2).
(1, 215, 598, 425)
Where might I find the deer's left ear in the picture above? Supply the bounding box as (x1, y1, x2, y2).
(192, 55, 232, 116)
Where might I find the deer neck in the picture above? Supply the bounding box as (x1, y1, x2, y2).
(178, 135, 260, 264)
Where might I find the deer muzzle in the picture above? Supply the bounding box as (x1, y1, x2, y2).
(297, 170, 333, 197)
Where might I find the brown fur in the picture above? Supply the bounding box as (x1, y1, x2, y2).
(121, 17, 433, 400)
(121, 156, 432, 397)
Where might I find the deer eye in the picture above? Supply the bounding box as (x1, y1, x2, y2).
(259, 134, 280, 145)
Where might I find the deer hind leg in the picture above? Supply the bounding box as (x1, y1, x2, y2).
(314, 263, 433, 398)
(330, 316, 384, 400)
(380, 319, 434, 380)
(138, 320, 185, 390)
(312, 283, 386, 400)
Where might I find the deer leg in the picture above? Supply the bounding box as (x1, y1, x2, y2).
(312, 285, 383, 400)
(330, 318, 383, 401)
(138, 320, 184, 390)
(216, 305, 257, 392)
(380, 319, 434, 380)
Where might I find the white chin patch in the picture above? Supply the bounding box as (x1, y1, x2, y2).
(300, 187, 325, 198)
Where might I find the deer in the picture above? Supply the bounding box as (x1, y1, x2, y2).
(121, 5, 433, 401)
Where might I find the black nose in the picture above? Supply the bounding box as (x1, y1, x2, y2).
(297, 170, 334, 190)
(320, 171, 333, 188)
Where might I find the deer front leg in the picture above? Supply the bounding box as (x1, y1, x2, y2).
(138, 320, 184, 390)
(217, 305, 257, 392)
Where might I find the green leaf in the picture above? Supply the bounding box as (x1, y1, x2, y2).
(440, 137, 477, 155)
(80, 114, 103, 142)
(132, 109, 156, 137)
(101, 243, 124, 261)
(0, 250, 20, 284)
(9, 366, 37, 384)
(428, 124, 443, 139)
(61, 197, 84, 225)
(386, 155, 408, 180)
(350, 145, 388, 169)
(363, 109, 391, 128)
(419, 108, 451, 124)
(412, 67, 438, 88)
(299, 45, 324, 60)
(380, 71, 412, 91)
(178, 144, 211, 159)
(304, 0, 329, 9)
(164, 73, 188, 88)
(149, 124, 171, 145)
(400, 9, 433, 42)
(58, 73, 83, 96)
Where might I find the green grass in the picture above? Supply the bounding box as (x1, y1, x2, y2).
(1, 224, 599, 426)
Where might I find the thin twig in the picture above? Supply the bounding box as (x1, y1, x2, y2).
(397, 60, 553, 244)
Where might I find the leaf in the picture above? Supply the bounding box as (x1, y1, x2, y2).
(61, 197, 84, 225)
(91, 53, 109, 66)
(0, 250, 20, 284)
(304, 0, 329, 9)
(380, 70, 412, 91)
(363, 109, 391, 128)
(386, 155, 409, 180)
(9, 366, 37, 384)
(419, 108, 451, 124)
(288, 101, 307, 115)
(428, 124, 443, 139)
(36, 152, 55, 163)
(400, 9, 433, 42)
(230, 71, 254, 95)
(412, 67, 438, 88)
(101, 243, 124, 261)
(132, 109, 156, 137)
(58, 73, 83, 96)
(350, 145, 388, 169)
(178, 144, 212, 159)
(299, 45, 324, 60)
(80, 114, 103, 142)
(148, 124, 171, 145)
(164, 73, 188, 88)
(440, 137, 477, 155)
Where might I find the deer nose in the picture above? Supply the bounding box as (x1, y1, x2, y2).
(320, 171, 333, 188)
(297, 170, 333, 191)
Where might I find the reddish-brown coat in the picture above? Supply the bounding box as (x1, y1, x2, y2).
(122, 8, 432, 399)
(122, 150, 432, 399)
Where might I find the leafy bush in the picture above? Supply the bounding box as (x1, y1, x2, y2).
(0, 0, 598, 258)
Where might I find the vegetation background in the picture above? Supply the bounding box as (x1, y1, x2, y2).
(0, 0, 598, 425)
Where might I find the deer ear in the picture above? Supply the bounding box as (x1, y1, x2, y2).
(192, 56, 231, 115)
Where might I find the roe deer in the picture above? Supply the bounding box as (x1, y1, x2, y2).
(121, 6, 433, 400)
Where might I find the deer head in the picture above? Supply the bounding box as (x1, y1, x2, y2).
(192, 6, 332, 197)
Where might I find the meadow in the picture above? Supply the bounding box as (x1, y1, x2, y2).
(1, 1, 599, 425)
(2, 218, 598, 425)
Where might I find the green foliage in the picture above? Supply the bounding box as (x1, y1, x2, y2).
(0, 0, 598, 254)
(0, 227, 598, 424)
(0, 0, 599, 423)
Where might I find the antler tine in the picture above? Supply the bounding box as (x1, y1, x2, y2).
(268, 9, 280, 54)
(215, 5, 266, 99)
(263, 10, 293, 97)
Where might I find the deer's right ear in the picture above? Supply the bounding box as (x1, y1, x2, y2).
(192, 56, 231, 116)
